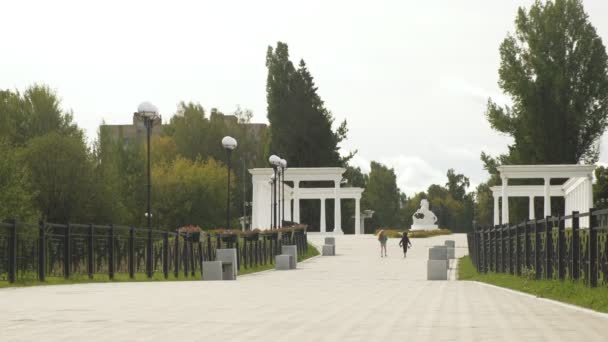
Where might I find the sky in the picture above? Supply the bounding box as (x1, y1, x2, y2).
(2, 0, 608, 195)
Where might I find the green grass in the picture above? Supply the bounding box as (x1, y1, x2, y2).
(0, 243, 319, 288)
(375, 228, 452, 239)
(458, 255, 608, 313)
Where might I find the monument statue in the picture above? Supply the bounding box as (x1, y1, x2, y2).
(411, 199, 439, 230)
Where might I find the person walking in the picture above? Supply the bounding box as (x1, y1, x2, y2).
(399, 231, 412, 258)
(378, 230, 388, 257)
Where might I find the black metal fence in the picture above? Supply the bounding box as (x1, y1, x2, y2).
(0, 220, 308, 284)
(467, 208, 608, 287)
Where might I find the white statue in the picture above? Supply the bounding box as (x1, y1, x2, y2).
(411, 199, 439, 230)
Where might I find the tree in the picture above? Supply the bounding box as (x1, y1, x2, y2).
(0, 85, 81, 146)
(20, 133, 95, 222)
(484, 0, 608, 166)
(152, 157, 229, 229)
(593, 166, 608, 209)
(266, 42, 352, 167)
(0, 139, 38, 221)
(362, 162, 401, 229)
(446, 169, 470, 201)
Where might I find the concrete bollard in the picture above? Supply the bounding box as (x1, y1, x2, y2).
(444, 240, 456, 259)
(216, 248, 237, 280)
(281, 245, 298, 269)
(275, 255, 292, 270)
(324, 237, 335, 245)
(427, 260, 448, 280)
(202, 261, 223, 280)
(322, 244, 335, 256)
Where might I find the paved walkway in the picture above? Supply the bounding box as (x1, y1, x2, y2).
(1, 234, 607, 341)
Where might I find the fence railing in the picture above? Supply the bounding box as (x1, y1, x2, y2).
(0, 220, 308, 284)
(467, 208, 608, 287)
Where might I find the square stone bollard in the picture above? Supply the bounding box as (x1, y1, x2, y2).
(427, 260, 448, 280)
(322, 244, 335, 256)
(324, 237, 335, 245)
(444, 240, 456, 259)
(202, 261, 223, 280)
(428, 246, 448, 260)
(281, 245, 297, 269)
(216, 248, 237, 280)
(275, 254, 292, 270)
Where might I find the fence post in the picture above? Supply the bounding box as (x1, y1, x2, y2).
(87, 224, 94, 279)
(174, 233, 180, 278)
(500, 225, 506, 273)
(236, 238, 241, 271)
(163, 232, 169, 279)
(38, 220, 46, 282)
(524, 221, 530, 270)
(515, 223, 520, 276)
(64, 223, 71, 279)
(589, 208, 598, 287)
(146, 228, 153, 278)
(183, 235, 189, 277)
(507, 225, 510, 274)
(558, 216, 565, 281)
(109, 224, 115, 280)
(8, 220, 17, 284)
(571, 211, 580, 281)
(545, 216, 552, 280)
(128, 227, 135, 279)
(493, 226, 498, 272)
(534, 220, 540, 280)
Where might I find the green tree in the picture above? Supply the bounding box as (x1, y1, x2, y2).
(593, 166, 608, 209)
(362, 162, 401, 229)
(484, 0, 608, 166)
(0, 85, 81, 146)
(152, 157, 229, 229)
(0, 139, 38, 221)
(20, 133, 95, 222)
(266, 42, 352, 167)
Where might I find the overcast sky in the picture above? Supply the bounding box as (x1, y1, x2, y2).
(2, 0, 608, 195)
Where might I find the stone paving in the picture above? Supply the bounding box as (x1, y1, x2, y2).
(1, 234, 607, 341)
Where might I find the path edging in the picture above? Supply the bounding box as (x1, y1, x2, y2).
(471, 280, 608, 320)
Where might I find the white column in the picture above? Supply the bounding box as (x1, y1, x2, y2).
(544, 177, 551, 217)
(529, 196, 535, 220)
(320, 198, 326, 233)
(333, 180, 343, 234)
(293, 181, 300, 223)
(493, 195, 499, 225)
(355, 198, 361, 235)
(501, 176, 509, 224)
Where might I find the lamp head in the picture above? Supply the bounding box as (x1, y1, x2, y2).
(221, 136, 238, 150)
(269, 154, 280, 166)
(137, 101, 159, 119)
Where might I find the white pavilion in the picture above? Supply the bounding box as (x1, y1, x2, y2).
(249, 167, 365, 234)
(491, 164, 595, 228)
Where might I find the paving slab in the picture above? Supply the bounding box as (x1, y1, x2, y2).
(0, 233, 606, 341)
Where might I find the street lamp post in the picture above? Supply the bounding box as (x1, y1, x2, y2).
(137, 101, 160, 278)
(280, 159, 287, 227)
(269, 155, 281, 229)
(222, 136, 238, 229)
(268, 175, 275, 229)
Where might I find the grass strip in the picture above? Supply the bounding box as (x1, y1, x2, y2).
(0, 243, 319, 288)
(458, 255, 608, 313)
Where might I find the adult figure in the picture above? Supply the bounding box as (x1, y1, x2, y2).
(378, 230, 388, 257)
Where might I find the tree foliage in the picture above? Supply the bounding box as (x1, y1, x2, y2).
(266, 42, 352, 167)
(485, 0, 608, 165)
(0, 139, 38, 221)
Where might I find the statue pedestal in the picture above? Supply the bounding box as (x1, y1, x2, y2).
(410, 224, 439, 231)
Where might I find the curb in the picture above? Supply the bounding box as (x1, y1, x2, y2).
(470, 280, 608, 320)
